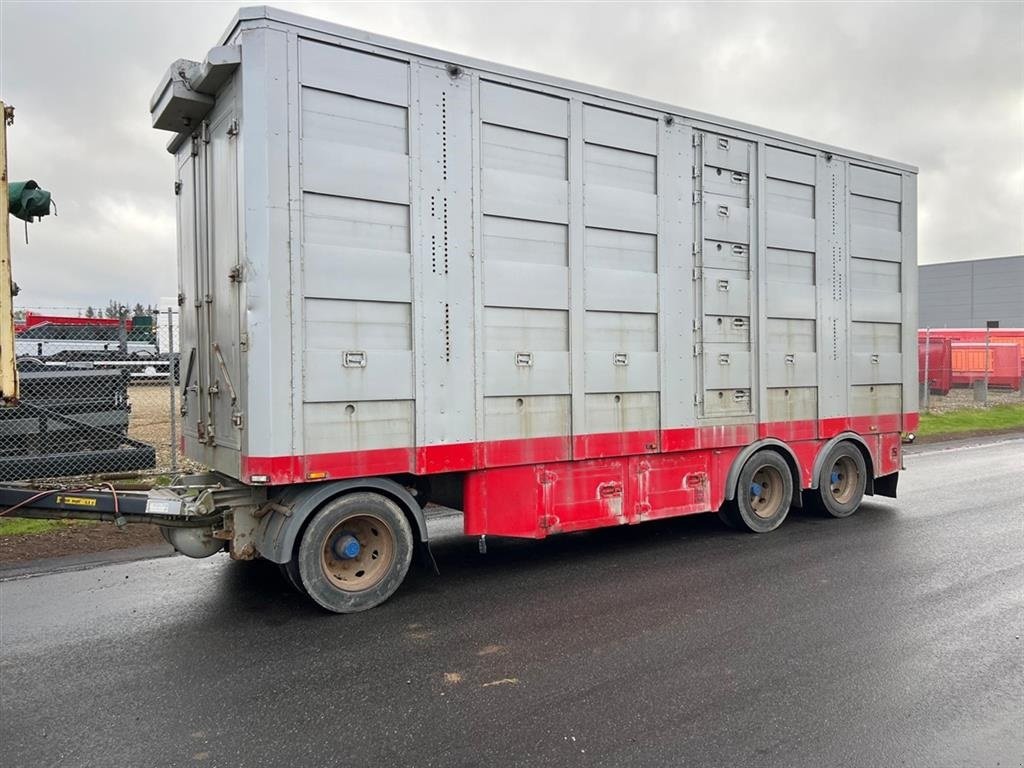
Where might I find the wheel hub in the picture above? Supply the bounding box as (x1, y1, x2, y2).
(331, 533, 361, 560)
(829, 456, 859, 504)
(320, 514, 396, 593)
(749, 466, 784, 519)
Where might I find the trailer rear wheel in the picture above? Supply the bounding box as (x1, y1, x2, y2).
(721, 451, 793, 533)
(811, 442, 867, 518)
(297, 492, 413, 613)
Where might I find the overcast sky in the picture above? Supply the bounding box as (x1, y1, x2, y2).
(2, 1, 1022, 310)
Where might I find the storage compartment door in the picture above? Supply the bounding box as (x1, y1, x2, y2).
(177, 92, 243, 461)
(205, 102, 244, 451)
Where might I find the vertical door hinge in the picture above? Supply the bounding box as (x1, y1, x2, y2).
(176, 291, 185, 306)
(174, 180, 182, 196)
(693, 343, 703, 356)
(226, 119, 239, 137)
(692, 190, 702, 204)
(692, 266, 703, 281)
(228, 264, 243, 283)
(239, 332, 249, 352)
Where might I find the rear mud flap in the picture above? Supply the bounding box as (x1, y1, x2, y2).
(873, 472, 899, 498)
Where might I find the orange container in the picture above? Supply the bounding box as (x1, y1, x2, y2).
(949, 342, 1022, 389)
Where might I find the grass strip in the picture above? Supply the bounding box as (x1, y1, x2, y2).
(0, 518, 97, 536)
(917, 403, 1024, 437)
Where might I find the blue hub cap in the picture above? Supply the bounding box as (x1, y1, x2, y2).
(332, 533, 361, 560)
(831, 470, 841, 484)
(751, 482, 764, 497)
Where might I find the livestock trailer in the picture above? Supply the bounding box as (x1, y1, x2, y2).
(4, 7, 919, 612)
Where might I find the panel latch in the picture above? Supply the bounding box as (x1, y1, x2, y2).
(343, 350, 367, 368)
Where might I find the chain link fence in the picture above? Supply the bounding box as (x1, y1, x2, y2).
(4, 307, 185, 482)
(919, 328, 1024, 413)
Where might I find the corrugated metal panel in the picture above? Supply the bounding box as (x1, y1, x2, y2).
(584, 392, 659, 432)
(919, 256, 1024, 328)
(484, 395, 570, 441)
(299, 41, 409, 106)
(480, 81, 568, 137)
(766, 387, 817, 421)
(297, 42, 415, 453)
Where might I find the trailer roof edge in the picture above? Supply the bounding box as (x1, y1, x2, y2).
(221, 5, 918, 175)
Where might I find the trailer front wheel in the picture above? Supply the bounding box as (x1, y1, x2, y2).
(297, 492, 413, 613)
(720, 451, 793, 533)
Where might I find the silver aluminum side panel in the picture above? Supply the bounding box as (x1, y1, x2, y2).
(240, 27, 294, 461)
(181, 13, 918, 475)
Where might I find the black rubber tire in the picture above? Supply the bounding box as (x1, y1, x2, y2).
(297, 492, 414, 614)
(722, 450, 794, 533)
(811, 441, 867, 518)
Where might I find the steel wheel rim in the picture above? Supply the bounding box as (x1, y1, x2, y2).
(749, 466, 785, 519)
(829, 456, 859, 505)
(320, 514, 396, 592)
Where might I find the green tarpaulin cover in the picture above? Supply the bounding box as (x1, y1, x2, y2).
(8, 180, 52, 222)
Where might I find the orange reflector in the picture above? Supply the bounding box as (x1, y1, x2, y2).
(307, 471, 328, 480)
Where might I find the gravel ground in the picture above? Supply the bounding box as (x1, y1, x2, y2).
(127, 383, 179, 471)
(921, 385, 1023, 413)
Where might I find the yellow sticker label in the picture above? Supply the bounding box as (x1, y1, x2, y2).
(56, 495, 98, 507)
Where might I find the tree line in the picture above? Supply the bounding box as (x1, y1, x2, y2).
(82, 301, 160, 319)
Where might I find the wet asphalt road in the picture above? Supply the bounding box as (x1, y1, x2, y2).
(1, 437, 1022, 768)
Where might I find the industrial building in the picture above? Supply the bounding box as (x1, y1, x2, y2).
(918, 255, 1024, 328)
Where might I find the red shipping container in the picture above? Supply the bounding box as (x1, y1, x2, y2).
(918, 337, 952, 394)
(920, 329, 1024, 371)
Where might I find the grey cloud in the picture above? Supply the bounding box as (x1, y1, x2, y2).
(2, 1, 1021, 311)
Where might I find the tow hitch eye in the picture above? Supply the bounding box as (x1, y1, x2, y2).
(332, 533, 360, 560)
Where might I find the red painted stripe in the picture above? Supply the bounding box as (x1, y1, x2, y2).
(415, 442, 476, 474)
(759, 419, 818, 442)
(481, 435, 570, 467)
(662, 422, 759, 452)
(305, 447, 413, 479)
(240, 412, 916, 484)
(573, 429, 659, 460)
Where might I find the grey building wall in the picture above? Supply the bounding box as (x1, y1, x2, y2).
(919, 255, 1024, 328)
